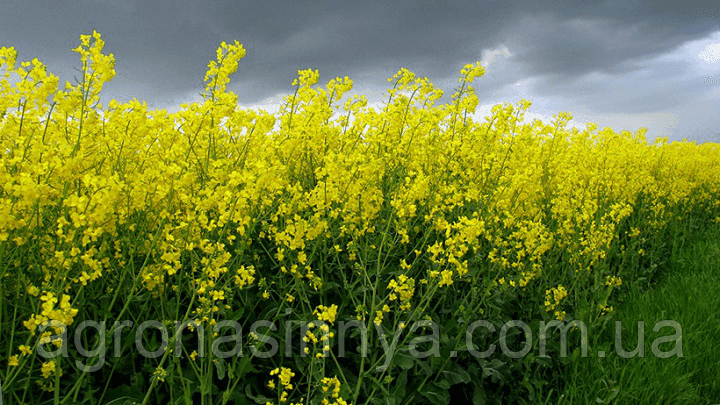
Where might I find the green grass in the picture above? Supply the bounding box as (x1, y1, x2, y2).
(553, 223, 720, 404)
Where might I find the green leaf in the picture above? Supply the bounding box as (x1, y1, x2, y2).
(227, 306, 246, 320)
(393, 369, 408, 401)
(482, 366, 505, 384)
(102, 383, 144, 404)
(442, 363, 471, 385)
(320, 281, 340, 293)
(435, 377, 451, 390)
(520, 379, 535, 401)
(369, 396, 395, 405)
(235, 355, 256, 379)
(416, 358, 432, 377)
(419, 383, 451, 405)
(105, 399, 143, 405)
(366, 374, 392, 397)
(473, 385, 487, 405)
(214, 358, 226, 380)
(534, 355, 553, 368)
(245, 384, 272, 404)
(394, 350, 415, 370)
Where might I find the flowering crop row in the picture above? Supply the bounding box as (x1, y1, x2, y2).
(1, 32, 719, 404)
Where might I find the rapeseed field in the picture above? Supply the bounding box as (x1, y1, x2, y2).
(1, 32, 719, 404)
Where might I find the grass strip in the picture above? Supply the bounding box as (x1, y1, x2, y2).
(554, 223, 720, 404)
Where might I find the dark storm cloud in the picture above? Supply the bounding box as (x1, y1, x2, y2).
(504, 0, 719, 75)
(1, 0, 719, 140)
(530, 55, 707, 115)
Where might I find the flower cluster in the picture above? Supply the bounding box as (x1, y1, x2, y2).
(267, 367, 296, 404)
(313, 304, 339, 325)
(23, 292, 78, 335)
(387, 275, 415, 310)
(320, 376, 350, 405)
(545, 285, 569, 320)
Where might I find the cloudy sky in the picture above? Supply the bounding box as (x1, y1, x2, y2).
(2, 0, 719, 142)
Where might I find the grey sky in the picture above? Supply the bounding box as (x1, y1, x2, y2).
(1, 0, 719, 141)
